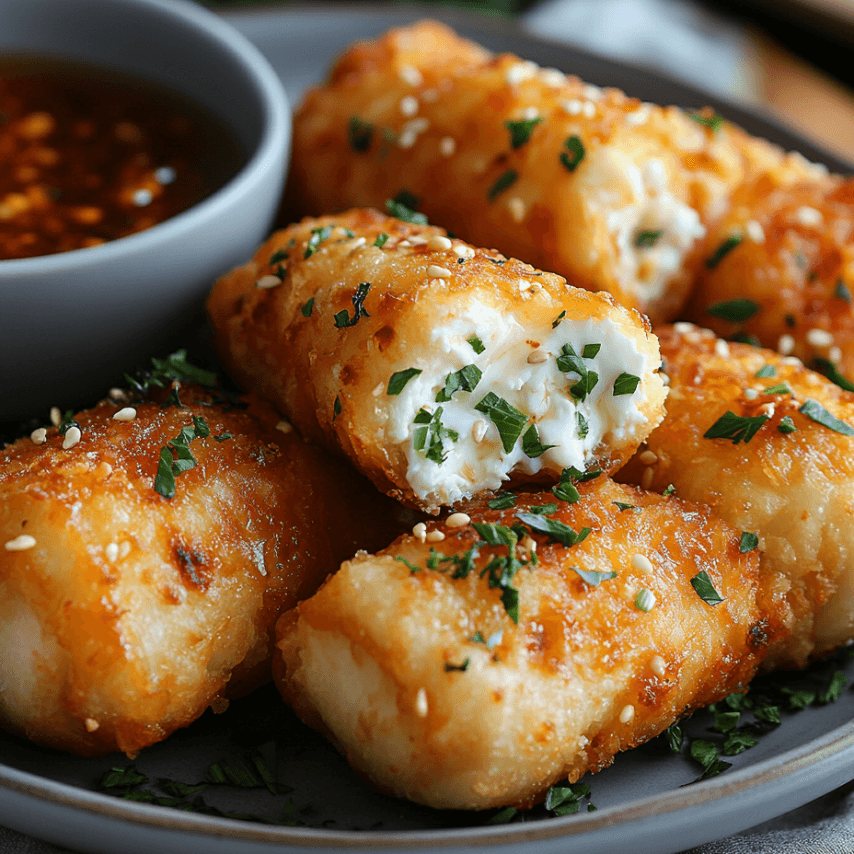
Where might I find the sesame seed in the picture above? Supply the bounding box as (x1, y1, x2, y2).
(62, 426, 81, 450)
(428, 264, 452, 278)
(744, 388, 759, 400)
(527, 350, 549, 364)
(582, 101, 596, 119)
(154, 166, 176, 186)
(426, 530, 446, 543)
(631, 553, 654, 573)
(625, 103, 652, 126)
(506, 61, 537, 87)
(673, 322, 695, 334)
(454, 244, 475, 259)
(507, 196, 526, 223)
(398, 239, 412, 248)
(439, 136, 456, 157)
(806, 328, 834, 348)
(745, 219, 765, 243)
(561, 98, 583, 116)
(350, 236, 367, 249)
(96, 461, 113, 478)
(714, 339, 730, 359)
(759, 402, 776, 417)
(472, 420, 488, 442)
(398, 131, 417, 149)
(795, 206, 823, 227)
(778, 334, 796, 355)
(5, 534, 36, 551)
(619, 704, 635, 724)
(30, 428, 47, 445)
(109, 387, 129, 403)
(650, 655, 666, 678)
(275, 420, 293, 433)
(132, 188, 153, 207)
(638, 450, 658, 466)
(119, 541, 132, 559)
(399, 65, 422, 87)
(412, 522, 427, 543)
(400, 95, 419, 117)
(446, 512, 471, 528)
(660, 372, 671, 386)
(416, 688, 428, 717)
(421, 88, 439, 102)
(582, 84, 603, 100)
(112, 407, 136, 422)
(50, 406, 61, 426)
(641, 467, 654, 489)
(781, 355, 803, 367)
(105, 543, 119, 562)
(522, 106, 540, 120)
(518, 279, 531, 292)
(830, 346, 843, 363)
(539, 68, 566, 87)
(85, 718, 100, 733)
(430, 278, 448, 288)
(255, 275, 281, 289)
(428, 235, 453, 251)
(522, 535, 537, 553)
(372, 383, 384, 397)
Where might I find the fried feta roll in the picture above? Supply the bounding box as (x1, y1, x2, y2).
(275, 478, 788, 811)
(286, 20, 821, 322)
(208, 209, 666, 514)
(619, 324, 854, 669)
(687, 175, 854, 380)
(0, 384, 404, 757)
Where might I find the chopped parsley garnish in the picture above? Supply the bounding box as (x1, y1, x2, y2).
(582, 343, 601, 359)
(395, 555, 422, 574)
(635, 230, 662, 248)
(662, 484, 676, 496)
(301, 297, 314, 317)
(560, 135, 585, 171)
(762, 383, 791, 395)
(347, 116, 374, 152)
(486, 807, 518, 825)
(387, 367, 422, 395)
(373, 232, 389, 248)
(444, 659, 470, 672)
(269, 249, 288, 265)
(467, 335, 486, 354)
(101, 765, 149, 789)
(544, 782, 593, 816)
(755, 364, 776, 378)
(516, 511, 590, 547)
(556, 342, 599, 402)
(785, 313, 796, 328)
(160, 386, 183, 409)
(521, 424, 556, 458)
(572, 567, 616, 587)
(614, 502, 639, 512)
(663, 723, 683, 753)
(413, 406, 459, 463)
(213, 431, 233, 442)
(528, 503, 559, 515)
(613, 372, 641, 396)
(154, 415, 211, 499)
(705, 235, 742, 269)
(125, 350, 218, 395)
(835, 279, 851, 303)
(488, 492, 516, 510)
(689, 111, 725, 132)
(487, 168, 518, 201)
(435, 364, 482, 402)
(690, 739, 732, 778)
(470, 523, 529, 623)
(739, 532, 759, 553)
(206, 754, 277, 794)
(778, 416, 797, 434)
(385, 190, 428, 225)
(576, 410, 589, 439)
(505, 117, 542, 148)
(333, 282, 371, 328)
(813, 358, 854, 393)
(332, 395, 341, 421)
(731, 332, 762, 347)
(690, 570, 725, 605)
(798, 398, 854, 435)
(474, 392, 528, 453)
(703, 410, 769, 444)
(552, 310, 566, 329)
(706, 298, 760, 323)
(471, 631, 486, 643)
(552, 466, 600, 504)
(304, 225, 334, 258)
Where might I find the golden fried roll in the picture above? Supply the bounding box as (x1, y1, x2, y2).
(286, 20, 821, 322)
(275, 478, 787, 811)
(687, 175, 854, 379)
(208, 209, 666, 514)
(619, 324, 854, 669)
(0, 385, 403, 757)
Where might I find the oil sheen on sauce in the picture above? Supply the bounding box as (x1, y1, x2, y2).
(0, 57, 246, 260)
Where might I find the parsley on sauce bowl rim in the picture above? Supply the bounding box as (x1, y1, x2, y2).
(0, 0, 290, 421)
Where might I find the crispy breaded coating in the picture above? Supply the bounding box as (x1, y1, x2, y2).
(275, 478, 788, 811)
(286, 20, 821, 322)
(687, 175, 854, 380)
(208, 209, 666, 513)
(0, 386, 403, 756)
(619, 324, 854, 669)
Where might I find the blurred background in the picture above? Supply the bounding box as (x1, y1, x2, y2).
(205, 0, 854, 164)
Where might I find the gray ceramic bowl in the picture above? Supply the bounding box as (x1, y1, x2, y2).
(0, 0, 290, 422)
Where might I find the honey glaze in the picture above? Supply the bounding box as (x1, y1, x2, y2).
(0, 56, 246, 260)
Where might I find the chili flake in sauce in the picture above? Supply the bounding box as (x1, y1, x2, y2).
(0, 57, 245, 260)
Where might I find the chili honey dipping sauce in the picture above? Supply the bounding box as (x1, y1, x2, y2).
(0, 56, 246, 260)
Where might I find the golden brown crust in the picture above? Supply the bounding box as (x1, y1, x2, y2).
(0, 385, 403, 756)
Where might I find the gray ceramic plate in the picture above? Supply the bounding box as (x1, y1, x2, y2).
(1, 5, 853, 854)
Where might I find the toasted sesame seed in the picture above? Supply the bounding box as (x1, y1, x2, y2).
(582, 101, 596, 118)
(5, 534, 36, 551)
(398, 239, 412, 248)
(744, 388, 759, 400)
(714, 339, 731, 359)
(439, 136, 456, 157)
(118, 541, 132, 559)
(638, 450, 658, 466)
(660, 372, 671, 386)
(472, 420, 489, 443)
(275, 420, 293, 433)
(132, 188, 153, 207)
(527, 349, 549, 364)
(400, 95, 419, 117)
(412, 522, 427, 543)
(62, 426, 81, 450)
(399, 64, 423, 87)
(50, 406, 61, 426)
(421, 88, 439, 102)
(778, 334, 796, 355)
(428, 264, 453, 278)
(372, 383, 384, 397)
(416, 688, 428, 717)
(830, 346, 843, 363)
(350, 236, 367, 249)
(781, 355, 803, 366)
(105, 543, 119, 562)
(455, 244, 475, 259)
(806, 328, 834, 348)
(518, 279, 531, 293)
(113, 407, 136, 422)
(446, 512, 471, 528)
(507, 196, 526, 223)
(619, 704, 635, 724)
(795, 206, 823, 227)
(561, 98, 583, 115)
(673, 322, 694, 334)
(426, 530, 446, 543)
(631, 553, 654, 573)
(650, 655, 666, 678)
(641, 467, 654, 489)
(428, 235, 453, 251)
(759, 402, 776, 417)
(745, 219, 765, 243)
(539, 68, 566, 87)
(522, 535, 537, 553)
(430, 278, 448, 288)
(154, 166, 176, 185)
(583, 84, 603, 100)
(255, 275, 281, 289)
(85, 718, 100, 733)
(108, 387, 129, 403)
(30, 428, 47, 445)
(506, 61, 537, 87)
(625, 103, 652, 126)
